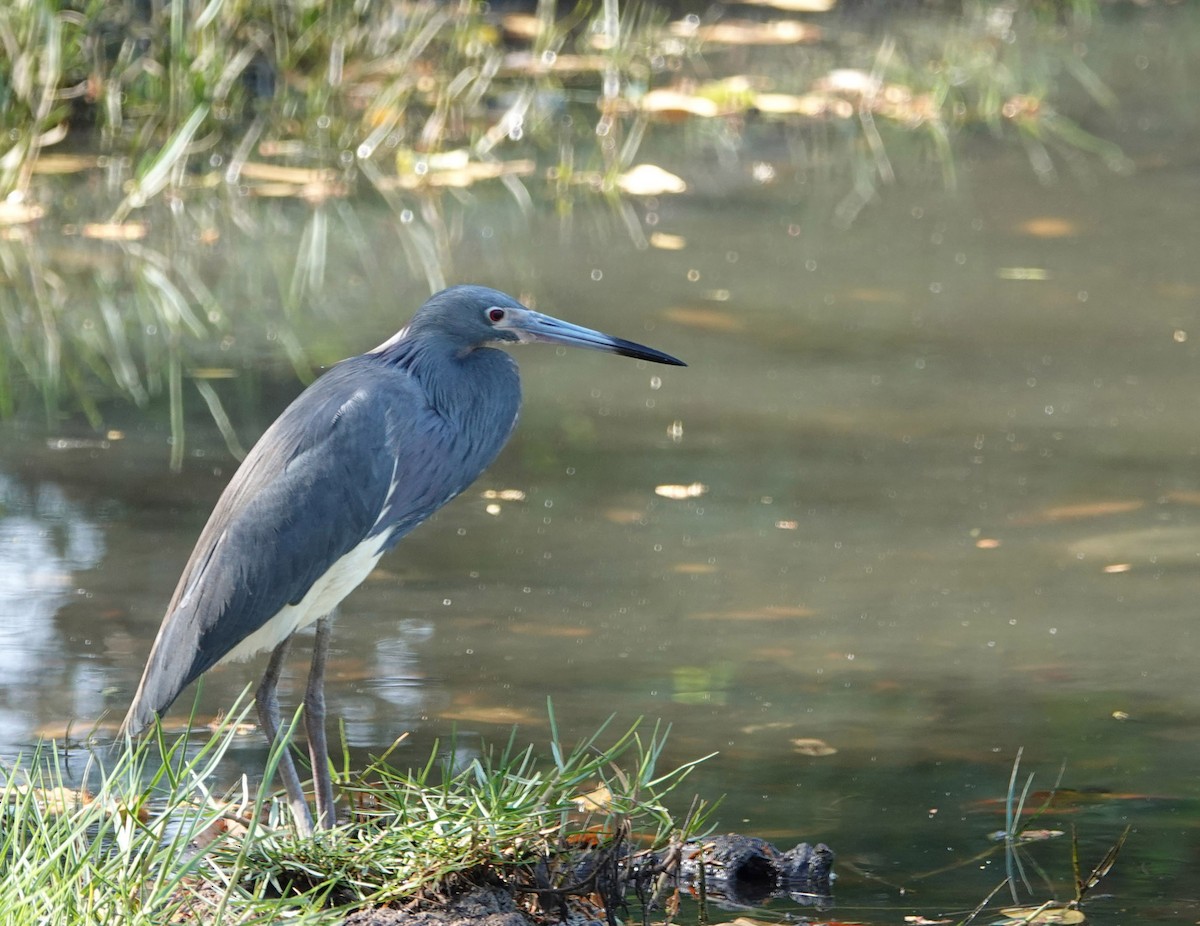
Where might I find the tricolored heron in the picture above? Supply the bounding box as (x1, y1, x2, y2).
(120, 285, 684, 833)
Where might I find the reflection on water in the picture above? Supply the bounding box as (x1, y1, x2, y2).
(0, 474, 104, 744)
(0, 6, 1198, 919)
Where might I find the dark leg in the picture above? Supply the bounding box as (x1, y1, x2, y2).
(305, 615, 336, 829)
(256, 635, 314, 835)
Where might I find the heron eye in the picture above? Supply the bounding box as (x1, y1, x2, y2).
(488, 308, 506, 323)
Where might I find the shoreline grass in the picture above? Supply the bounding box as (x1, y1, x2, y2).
(0, 700, 716, 926)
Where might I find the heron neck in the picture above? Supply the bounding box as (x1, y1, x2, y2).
(374, 334, 521, 426)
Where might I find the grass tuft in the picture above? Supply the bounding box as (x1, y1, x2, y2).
(0, 700, 715, 925)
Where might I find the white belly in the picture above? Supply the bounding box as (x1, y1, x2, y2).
(219, 536, 386, 664)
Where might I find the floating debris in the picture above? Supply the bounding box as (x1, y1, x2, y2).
(655, 482, 707, 500)
(616, 163, 687, 196)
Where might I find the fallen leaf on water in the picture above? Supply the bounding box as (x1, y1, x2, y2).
(792, 738, 837, 757)
(0, 199, 44, 225)
(649, 232, 687, 250)
(481, 488, 527, 501)
(502, 51, 609, 76)
(663, 306, 745, 332)
(996, 267, 1050, 281)
(673, 19, 822, 45)
(1017, 217, 1079, 238)
(440, 706, 543, 726)
(656, 482, 708, 500)
(508, 622, 594, 639)
(753, 92, 835, 117)
(31, 153, 100, 174)
(998, 904, 1084, 925)
(640, 89, 721, 118)
(970, 788, 1151, 813)
(402, 160, 537, 189)
(1153, 282, 1199, 300)
(79, 221, 146, 240)
(1012, 499, 1143, 524)
(673, 563, 718, 575)
(988, 828, 1066, 843)
(245, 181, 304, 198)
(500, 13, 543, 39)
(741, 721, 795, 734)
(238, 162, 339, 184)
(617, 164, 687, 196)
(574, 784, 612, 812)
(691, 605, 815, 620)
(734, 0, 836, 10)
(207, 716, 257, 736)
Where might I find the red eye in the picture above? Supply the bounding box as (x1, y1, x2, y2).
(488, 308, 506, 323)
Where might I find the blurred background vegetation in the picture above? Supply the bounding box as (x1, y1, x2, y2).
(0, 0, 1136, 466)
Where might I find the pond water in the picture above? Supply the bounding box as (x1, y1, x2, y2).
(2, 5, 1199, 921)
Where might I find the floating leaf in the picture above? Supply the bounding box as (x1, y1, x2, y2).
(641, 89, 721, 118)
(998, 904, 1085, 925)
(1018, 217, 1079, 238)
(997, 267, 1050, 281)
(238, 162, 339, 184)
(655, 482, 707, 500)
(574, 784, 612, 812)
(691, 606, 815, 621)
(617, 164, 687, 196)
(440, 705, 543, 725)
(792, 738, 837, 757)
(741, 721, 795, 734)
(30, 153, 99, 174)
(508, 623, 594, 639)
(649, 232, 687, 250)
(1014, 500, 1142, 524)
(733, 0, 836, 10)
(752, 92, 838, 116)
(671, 19, 822, 45)
(0, 198, 44, 225)
(80, 222, 148, 240)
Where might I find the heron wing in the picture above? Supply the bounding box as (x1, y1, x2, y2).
(122, 360, 440, 731)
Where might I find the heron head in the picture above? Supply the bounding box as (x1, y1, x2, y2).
(409, 284, 685, 367)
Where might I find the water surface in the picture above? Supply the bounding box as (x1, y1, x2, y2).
(2, 8, 1199, 920)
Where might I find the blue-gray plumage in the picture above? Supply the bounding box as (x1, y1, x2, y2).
(121, 284, 684, 833)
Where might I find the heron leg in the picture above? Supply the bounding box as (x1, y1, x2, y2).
(256, 636, 314, 836)
(305, 615, 336, 829)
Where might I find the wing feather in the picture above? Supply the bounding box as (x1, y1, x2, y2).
(122, 362, 413, 732)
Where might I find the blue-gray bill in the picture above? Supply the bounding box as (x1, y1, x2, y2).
(504, 308, 686, 367)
